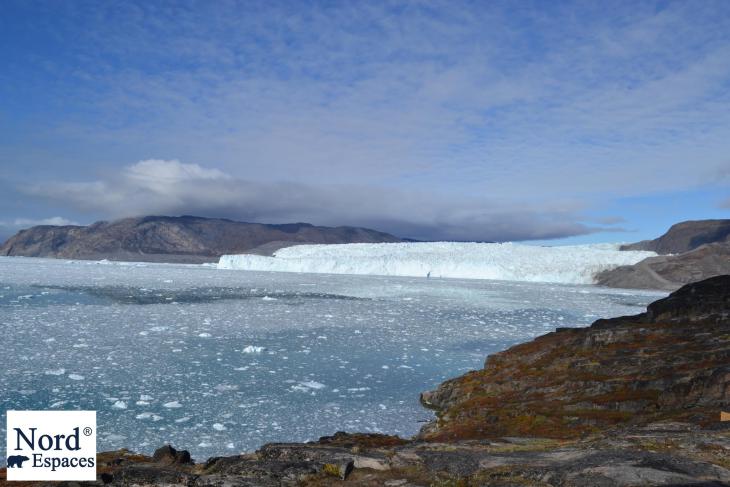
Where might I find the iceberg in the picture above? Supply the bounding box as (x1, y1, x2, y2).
(218, 242, 656, 285)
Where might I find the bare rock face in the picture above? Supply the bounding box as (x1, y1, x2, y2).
(419, 276, 730, 442)
(0, 215, 402, 263)
(597, 242, 730, 290)
(597, 219, 730, 290)
(621, 219, 730, 254)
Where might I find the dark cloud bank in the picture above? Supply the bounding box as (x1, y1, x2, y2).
(17, 160, 621, 242)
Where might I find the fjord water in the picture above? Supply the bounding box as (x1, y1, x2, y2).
(0, 257, 664, 459)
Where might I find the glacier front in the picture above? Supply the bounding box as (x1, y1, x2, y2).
(218, 242, 656, 284)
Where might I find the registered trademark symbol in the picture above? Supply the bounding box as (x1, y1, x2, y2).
(83, 427, 93, 436)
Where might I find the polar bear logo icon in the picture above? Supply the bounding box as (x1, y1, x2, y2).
(7, 455, 30, 468)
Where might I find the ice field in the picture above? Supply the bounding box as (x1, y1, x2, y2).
(0, 256, 665, 459)
(219, 242, 656, 283)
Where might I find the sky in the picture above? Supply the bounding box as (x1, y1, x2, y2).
(1, 0, 729, 243)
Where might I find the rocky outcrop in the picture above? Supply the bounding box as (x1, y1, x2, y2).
(0, 215, 402, 263)
(621, 220, 730, 254)
(598, 220, 730, 290)
(10, 425, 728, 486)
(597, 242, 730, 291)
(418, 276, 730, 443)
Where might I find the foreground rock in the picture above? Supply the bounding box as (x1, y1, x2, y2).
(2, 277, 728, 486)
(6, 425, 724, 486)
(598, 219, 730, 290)
(420, 275, 729, 441)
(0, 215, 402, 263)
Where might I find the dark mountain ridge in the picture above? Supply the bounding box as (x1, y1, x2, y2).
(620, 219, 730, 254)
(0, 215, 403, 263)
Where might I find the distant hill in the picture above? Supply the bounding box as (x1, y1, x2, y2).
(620, 219, 730, 254)
(598, 219, 730, 290)
(0, 215, 403, 263)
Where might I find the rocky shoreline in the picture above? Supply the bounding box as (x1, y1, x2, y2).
(3, 275, 728, 486)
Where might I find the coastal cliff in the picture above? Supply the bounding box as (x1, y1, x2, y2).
(5, 276, 728, 486)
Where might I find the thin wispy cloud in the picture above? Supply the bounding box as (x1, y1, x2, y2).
(1, 1, 729, 241)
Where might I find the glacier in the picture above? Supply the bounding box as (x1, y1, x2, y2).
(218, 242, 656, 284)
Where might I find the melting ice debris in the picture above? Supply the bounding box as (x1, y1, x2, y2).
(242, 345, 264, 354)
(68, 374, 85, 381)
(112, 400, 127, 409)
(136, 412, 163, 421)
(218, 242, 656, 284)
(44, 368, 66, 376)
(291, 380, 326, 392)
(212, 423, 227, 431)
(163, 401, 183, 408)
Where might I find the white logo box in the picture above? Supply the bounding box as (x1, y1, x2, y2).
(6, 410, 96, 481)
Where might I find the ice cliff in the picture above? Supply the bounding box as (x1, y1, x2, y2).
(218, 242, 656, 285)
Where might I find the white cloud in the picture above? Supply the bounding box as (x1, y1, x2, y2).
(12, 217, 79, 227)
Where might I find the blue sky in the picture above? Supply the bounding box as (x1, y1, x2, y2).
(1, 0, 729, 243)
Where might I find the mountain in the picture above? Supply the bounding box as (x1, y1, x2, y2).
(48, 276, 730, 486)
(620, 219, 730, 254)
(0, 215, 403, 263)
(597, 219, 730, 290)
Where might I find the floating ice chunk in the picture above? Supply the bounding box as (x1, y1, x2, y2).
(140, 394, 153, 401)
(112, 400, 127, 409)
(68, 374, 85, 381)
(242, 345, 264, 354)
(45, 368, 66, 376)
(175, 417, 191, 423)
(261, 296, 277, 301)
(198, 332, 212, 338)
(212, 423, 227, 431)
(291, 380, 326, 392)
(136, 412, 163, 421)
(163, 401, 182, 408)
